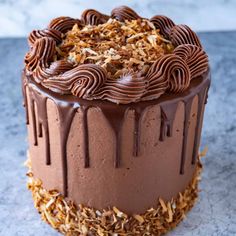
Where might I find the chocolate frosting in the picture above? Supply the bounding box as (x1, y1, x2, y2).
(170, 24, 202, 48)
(91, 73, 148, 104)
(25, 37, 56, 83)
(174, 44, 209, 79)
(28, 29, 62, 47)
(48, 16, 81, 33)
(81, 9, 109, 25)
(111, 6, 140, 21)
(35, 60, 74, 82)
(40, 53, 192, 104)
(25, 6, 209, 104)
(43, 64, 107, 98)
(150, 15, 175, 38)
(23, 70, 210, 197)
(142, 54, 190, 100)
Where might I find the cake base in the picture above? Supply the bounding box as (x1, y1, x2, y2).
(26, 150, 206, 236)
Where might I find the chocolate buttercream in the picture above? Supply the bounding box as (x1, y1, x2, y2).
(91, 72, 148, 104)
(48, 16, 81, 33)
(81, 9, 109, 25)
(22, 7, 211, 231)
(170, 24, 202, 48)
(43, 64, 107, 97)
(25, 37, 56, 83)
(24, 6, 209, 104)
(150, 15, 175, 38)
(143, 54, 190, 100)
(111, 6, 140, 21)
(22, 69, 210, 208)
(28, 29, 62, 47)
(174, 44, 209, 79)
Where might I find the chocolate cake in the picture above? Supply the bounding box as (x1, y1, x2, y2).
(22, 6, 210, 235)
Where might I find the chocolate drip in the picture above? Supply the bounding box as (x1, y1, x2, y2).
(27, 80, 81, 196)
(22, 76, 29, 125)
(81, 106, 90, 168)
(23, 71, 210, 197)
(31, 90, 51, 165)
(192, 82, 210, 164)
(56, 102, 77, 197)
(30, 97, 37, 146)
(133, 107, 146, 157)
(101, 106, 127, 167)
(180, 96, 195, 174)
(159, 102, 178, 141)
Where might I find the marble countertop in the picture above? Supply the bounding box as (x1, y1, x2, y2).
(0, 32, 236, 235)
(1, 0, 236, 36)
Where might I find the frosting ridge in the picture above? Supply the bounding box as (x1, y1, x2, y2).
(48, 16, 81, 33)
(81, 9, 109, 25)
(91, 72, 148, 104)
(170, 24, 202, 48)
(24, 7, 209, 104)
(142, 54, 190, 100)
(174, 44, 209, 79)
(42, 64, 107, 98)
(111, 6, 140, 22)
(28, 29, 62, 47)
(150, 15, 175, 38)
(25, 37, 56, 79)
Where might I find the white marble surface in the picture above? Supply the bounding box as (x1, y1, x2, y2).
(0, 32, 236, 235)
(0, 0, 236, 37)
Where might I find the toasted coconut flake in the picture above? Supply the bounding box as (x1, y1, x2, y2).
(166, 202, 173, 223)
(113, 207, 127, 219)
(159, 198, 168, 213)
(26, 151, 205, 235)
(200, 146, 208, 157)
(58, 18, 174, 77)
(133, 214, 145, 224)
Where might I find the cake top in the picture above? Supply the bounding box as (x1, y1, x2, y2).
(58, 18, 173, 78)
(24, 6, 209, 104)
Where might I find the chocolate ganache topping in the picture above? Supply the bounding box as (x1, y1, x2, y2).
(25, 6, 209, 104)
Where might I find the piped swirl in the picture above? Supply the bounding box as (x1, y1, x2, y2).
(142, 54, 190, 100)
(24, 7, 208, 104)
(28, 29, 62, 47)
(91, 73, 148, 104)
(81, 9, 109, 25)
(48, 17, 81, 33)
(150, 15, 175, 38)
(25, 37, 56, 75)
(42, 64, 107, 98)
(33, 60, 74, 82)
(24, 37, 73, 83)
(111, 6, 140, 22)
(174, 44, 209, 79)
(170, 25, 202, 48)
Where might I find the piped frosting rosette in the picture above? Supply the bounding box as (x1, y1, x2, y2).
(25, 6, 209, 104)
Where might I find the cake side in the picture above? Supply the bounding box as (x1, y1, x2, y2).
(26, 155, 203, 235)
(23, 69, 210, 214)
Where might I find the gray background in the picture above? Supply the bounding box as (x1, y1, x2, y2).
(0, 1, 236, 235)
(0, 32, 236, 235)
(0, 0, 236, 36)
